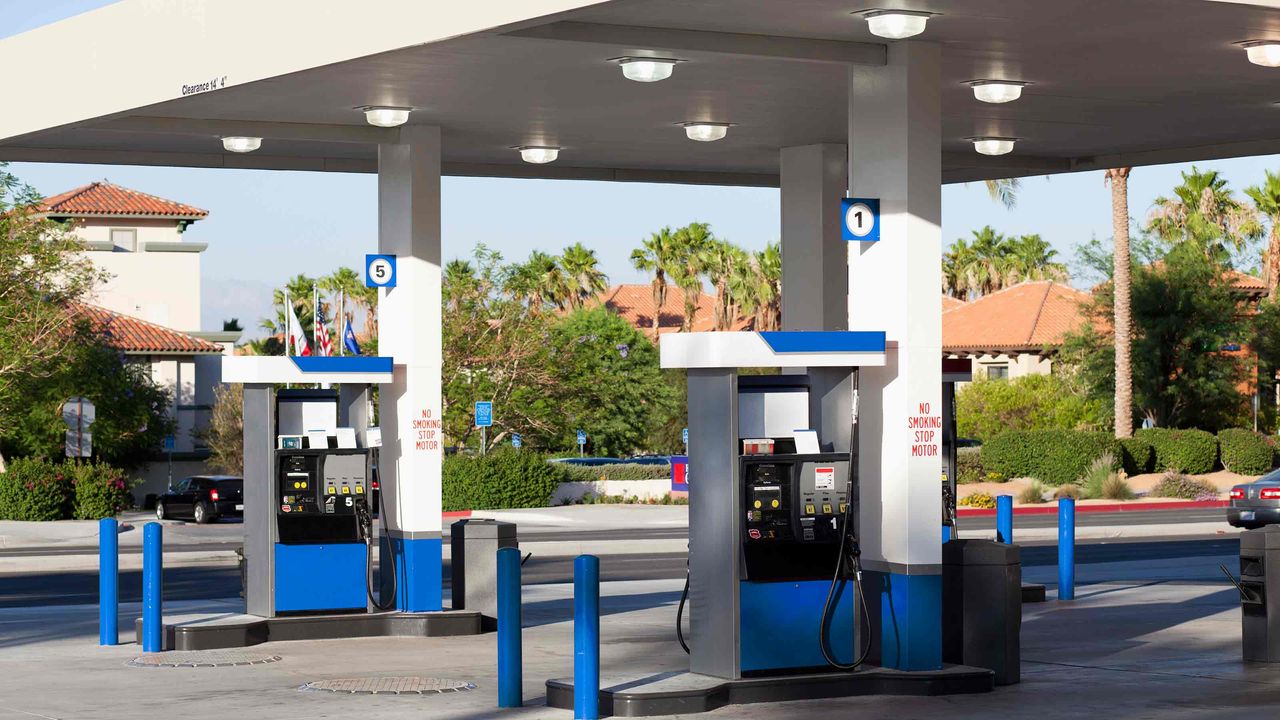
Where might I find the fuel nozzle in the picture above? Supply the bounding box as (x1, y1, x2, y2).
(354, 497, 373, 541)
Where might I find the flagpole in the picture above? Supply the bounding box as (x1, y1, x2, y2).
(283, 288, 290, 356)
(339, 289, 345, 357)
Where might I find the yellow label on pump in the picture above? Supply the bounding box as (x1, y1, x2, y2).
(753, 500, 762, 509)
(341, 486, 350, 494)
(355, 486, 364, 494)
(770, 499, 780, 509)
(327, 486, 336, 494)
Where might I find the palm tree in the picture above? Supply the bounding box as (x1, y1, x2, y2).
(630, 227, 679, 340)
(443, 259, 478, 313)
(754, 242, 782, 331)
(1106, 166, 1134, 439)
(671, 223, 714, 332)
(1147, 166, 1262, 262)
(1245, 170, 1280, 296)
(508, 251, 568, 311)
(1005, 234, 1068, 284)
(318, 267, 377, 339)
(261, 274, 316, 344)
(559, 242, 609, 310)
(699, 239, 749, 330)
(984, 178, 1021, 209)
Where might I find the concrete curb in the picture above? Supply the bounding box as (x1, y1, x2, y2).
(958, 499, 1229, 517)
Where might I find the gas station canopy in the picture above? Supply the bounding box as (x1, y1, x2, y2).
(3, 0, 1280, 185)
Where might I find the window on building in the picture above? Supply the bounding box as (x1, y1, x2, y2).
(110, 228, 137, 252)
(985, 364, 1010, 380)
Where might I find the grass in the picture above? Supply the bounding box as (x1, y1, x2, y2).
(1017, 480, 1048, 504)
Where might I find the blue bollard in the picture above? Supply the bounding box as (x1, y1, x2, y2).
(1058, 498, 1075, 600)
(99, 517, 118, 646)
(142, 522, 163, 652)
(497, 547, 523, 708)
(996, 494, 1013, 544)
(574, 555, 600, 720)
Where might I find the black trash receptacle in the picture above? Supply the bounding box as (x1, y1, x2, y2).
(1240, 526, 1280, 662)
(451, 519, 518, 631)
(943, 539, 1021, 685)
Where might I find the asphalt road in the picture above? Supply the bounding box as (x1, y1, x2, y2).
(0, 535, 1241, 609)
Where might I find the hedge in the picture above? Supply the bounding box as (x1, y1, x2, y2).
(1218, 429, 1275, 475)
(0, 458, 130, 521)
(1135, 428, 1218, 474)
(956, 447, 985, 484)
(442, 449, 567, 512)
(1118, 437, 1154, 475)
(982, 430, 1119, 486)
(561, 462, 671, 483)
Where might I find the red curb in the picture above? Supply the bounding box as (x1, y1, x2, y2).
(442, 510, 472, 519)
(957, 499, 1228, 517)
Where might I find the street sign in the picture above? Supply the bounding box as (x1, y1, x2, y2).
(682, 427, 689, 445)
(577, 429, 586, 445)
(475, 401, 493, 428)
(62, 397, 95, 458)
(163, 435, 176, 451)
(841, 197, 880, 241)
(365, 253, 397, 288)
(511, 433, 522, 448)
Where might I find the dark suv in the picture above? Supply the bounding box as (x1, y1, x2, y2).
(155, 475, 244, 524)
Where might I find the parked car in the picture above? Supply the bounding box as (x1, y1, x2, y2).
(1227, 470, 1280, 529)
(155, 475, 244, 524)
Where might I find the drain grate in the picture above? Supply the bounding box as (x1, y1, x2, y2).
(300, 676, 476, 695)
(128, 650, 283, 668)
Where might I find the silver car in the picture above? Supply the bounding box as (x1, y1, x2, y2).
(1228, 471, 1280, 528)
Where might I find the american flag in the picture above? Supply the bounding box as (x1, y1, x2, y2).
(314, 293, 334, 357)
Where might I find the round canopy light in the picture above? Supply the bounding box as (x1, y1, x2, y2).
(363, 106, 411, 127)
(861, 10, 933, 40)
(680, 122, 733, 142)
(516, 146, 560, 164)
(221, 136, 262, 153)
(968, 80, 1030, 104)
(1243, 41, 1280, 67)
(970, 137, 1017, 156)
(616, 57, 680, 82)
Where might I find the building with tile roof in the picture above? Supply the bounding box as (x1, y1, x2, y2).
(588, 284, 754, 337)
(41, 181, 237, 470)
(942, 281, 1091, 380)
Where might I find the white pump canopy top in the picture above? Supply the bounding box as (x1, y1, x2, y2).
(222, 356, 395, 386)
(660, 331, 887, 369)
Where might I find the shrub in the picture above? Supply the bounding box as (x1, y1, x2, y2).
(982, 430, 1120, 486)
(1150, 472, 1218, 500)
(958, 491, 996, 509)
(1218, 429, 1275, 475)
(70, 462, 132, 519)
(0, 457, 73, 521)
(1081, 453, 1114, 500)
(956, 447, 985, 484)
(1054, 484, 1082, 501)
(1101, 474, 1136, 501)
(1135, 428, 1218, 474)
(1017, 480, 1048, 504)
(442, 449, 568, 512)
(956, 374, 1107, 442)
(561, 462, 671, 482)
(1118, 437, 1154, 475)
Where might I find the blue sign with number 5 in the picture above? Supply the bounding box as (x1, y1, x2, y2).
(841, 198, 880, 242)
(365, 254, 397, 288)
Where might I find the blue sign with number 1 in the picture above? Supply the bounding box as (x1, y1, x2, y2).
(841, 198, 880, 242)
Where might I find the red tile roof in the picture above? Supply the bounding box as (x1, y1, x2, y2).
(38, 181, 208, 219)
(587, 284, 753, 335)
(1226, 270, 1266, 295)
(75, 305, 223, 354)
(943, 281, 1090, 353)
(941, 295, 966, 312)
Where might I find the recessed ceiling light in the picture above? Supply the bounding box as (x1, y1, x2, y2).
(514, 146, 560, 164)
(221, 136, 261, 153)
(1242, 40, 1280, 67)
(613, 57, 682, 82)
(969, 137, 1017, 156)
(858, 9, 935, 40)
(679, 122, 733, 142)
(361, 106, 411, 127)
(967, 80, 1030, 104)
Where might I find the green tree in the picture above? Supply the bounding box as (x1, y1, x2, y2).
(1004, 234, 1068, 284)
(550, 307, 679, 455)
(559, 242, 609, 310)
(1245, 169, 1280, 296)
(1147, 166, 1262, 263)
(1061, 243, 1249, 431)
(0, 164, 109, 471)
(984, 178, 1020, 210)
(1, 336, 173, 468)
(630, 227, 679, 340)
(671, 222, 714, 332)
(318, 266, 376, 341)
(700, 239, 749, 330)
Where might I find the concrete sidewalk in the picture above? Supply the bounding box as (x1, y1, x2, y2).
(0, 544, 1277, 719)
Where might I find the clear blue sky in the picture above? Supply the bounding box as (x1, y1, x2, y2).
(7, 1, 1280, 337)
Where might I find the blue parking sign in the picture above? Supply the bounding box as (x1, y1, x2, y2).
(475, 401, 493, 428)
(512, 433, 522, 448)
(682, 427, 689, 445)
(577, 429, 586, 445)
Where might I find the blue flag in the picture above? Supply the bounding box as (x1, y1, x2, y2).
(343, 323, 362, 355)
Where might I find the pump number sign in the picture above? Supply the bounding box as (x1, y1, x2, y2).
(365, 254, 397, 288)
(841, 198, 880, 242)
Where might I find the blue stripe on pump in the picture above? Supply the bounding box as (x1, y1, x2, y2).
(867, 569, 942, 671)
(758, 331, 887, 353)
(289, 355, 394, 374)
